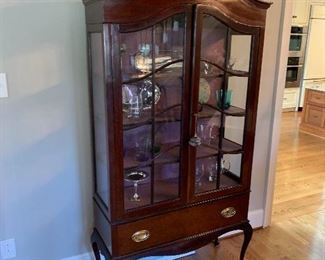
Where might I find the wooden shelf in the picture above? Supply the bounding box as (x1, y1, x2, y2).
(200, 104, 245, 117)
(122, 60, 183, 84)
(123, 105, 182, 130)
(124, 138, 242, 172)
(124, 142, 181, 171)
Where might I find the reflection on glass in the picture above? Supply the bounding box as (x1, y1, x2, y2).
(229, 34, 252, 72)
(90, 33, 110, 206)
(194, 14, 252, 195)
(121, 14, 185, 210)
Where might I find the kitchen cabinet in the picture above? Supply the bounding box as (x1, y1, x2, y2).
(83, 0, 271, 259)
(300, 88, 325, 138)
(283, 88, 300, 110)
(292, 0, 311, 26)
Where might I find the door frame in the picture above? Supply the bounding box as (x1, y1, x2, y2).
(263, 0, 293, 227)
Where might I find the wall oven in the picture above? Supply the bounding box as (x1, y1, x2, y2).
(286, 57, 304, 88)
(289, 26, 308, 57)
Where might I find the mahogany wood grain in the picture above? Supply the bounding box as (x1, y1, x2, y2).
(113, 193, 249, 256)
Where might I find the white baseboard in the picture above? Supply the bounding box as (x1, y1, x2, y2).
(64, 209, 264, 260)
(248, 208, 264, 229)
(61, 252, 94, 260)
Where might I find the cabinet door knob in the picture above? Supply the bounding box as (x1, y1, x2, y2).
(221, 207, 237, 218)
(189, 136, 202, 147)
(131, 230, 150, 243)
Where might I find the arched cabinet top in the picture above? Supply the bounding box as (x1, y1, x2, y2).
(83, 0, 272, 28)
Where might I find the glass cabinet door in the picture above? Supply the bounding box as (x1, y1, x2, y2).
(118, 14, 187, 211)
(191, 11, 253, 196)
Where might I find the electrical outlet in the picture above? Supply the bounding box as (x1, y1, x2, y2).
(0, 239, 16, 259)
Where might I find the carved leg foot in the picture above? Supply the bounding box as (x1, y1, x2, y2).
(240, 222, 253, 260)
(92, 242, 101, 260)
(213, 238, 220, 247)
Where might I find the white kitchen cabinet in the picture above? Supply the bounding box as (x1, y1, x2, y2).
(283, 88, 300, 109)
(292, 0, 311, 25)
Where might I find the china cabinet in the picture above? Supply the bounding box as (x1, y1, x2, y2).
(83, 0, 271, 259)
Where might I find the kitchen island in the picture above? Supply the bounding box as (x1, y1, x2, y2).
(300, 87, 325, 138)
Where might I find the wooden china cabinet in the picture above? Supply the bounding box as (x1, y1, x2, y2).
(83, 0, 271, 259)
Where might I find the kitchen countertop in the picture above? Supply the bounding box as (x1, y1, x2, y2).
(304, 79, 325, 92)
(305, 85, 325, 92)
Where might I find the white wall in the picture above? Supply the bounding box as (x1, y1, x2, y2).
(249, 0, 284, 218)
(0, 1, 93, 259)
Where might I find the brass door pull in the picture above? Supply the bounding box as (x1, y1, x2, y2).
(131, 230, 150, 243)
(221, 207, 237, 218)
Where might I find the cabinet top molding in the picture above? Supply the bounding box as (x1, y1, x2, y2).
(83, 0, 272, 27)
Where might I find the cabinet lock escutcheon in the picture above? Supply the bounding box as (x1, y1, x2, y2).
(221, 207, 237, 218)
(131, 230, 150, 243)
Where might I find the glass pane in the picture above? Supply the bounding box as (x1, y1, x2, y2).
(201, 15, 227, 67)
(194, 14, 252, 195)
(220, 154, 242, 189)
(229, 34, 252, 72)
(121, 14, 186, 210)
(90, 33, 109, 206)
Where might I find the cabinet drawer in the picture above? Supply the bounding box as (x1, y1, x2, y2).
(307, 90, 325, 107)
(305, 105, 324, 127)
(114, 194, 249, 256)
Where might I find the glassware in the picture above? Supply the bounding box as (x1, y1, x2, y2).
(125, 171, 148, 201)
(128, 95, 143, 118)
(139, 80, 161, 110)
(221, 159, 231, 173)
(135, 137, 151, 162)
(207, 158, 218, 182)
(216, 89, 233, 109)
(208, 124, 218, 146)
(195, 162, 204, 187)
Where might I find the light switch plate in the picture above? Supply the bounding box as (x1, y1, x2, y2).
(0, 239, 16, 259)
(0, 73, 9, 98)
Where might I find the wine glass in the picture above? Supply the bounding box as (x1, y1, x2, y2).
(125, 171, 148, 202)
(195, 162, 205, 187)
(207, 158, 218, 182)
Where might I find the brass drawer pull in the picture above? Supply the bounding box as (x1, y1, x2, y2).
(221, 207, 237, 218)
(131, 230, 150, 243)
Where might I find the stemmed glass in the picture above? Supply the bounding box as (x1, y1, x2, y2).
(125, 171, 148, 202)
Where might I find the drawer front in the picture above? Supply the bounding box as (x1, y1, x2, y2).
(114, 194, 249, 256)
(283, 90, 298, 109)
(305, 105, 324, 127)
(307, 90, 325, 107)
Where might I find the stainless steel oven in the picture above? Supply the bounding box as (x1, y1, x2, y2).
(286, 57, 304, 88)
(289, 26, 308, 57)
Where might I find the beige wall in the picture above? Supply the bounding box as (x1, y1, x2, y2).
(0, 1, 93, 259)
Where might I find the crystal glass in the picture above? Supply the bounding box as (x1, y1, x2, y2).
(216, 89, 233, 109)
(125, 171, 148, 201)
(128, 95, 143, 118)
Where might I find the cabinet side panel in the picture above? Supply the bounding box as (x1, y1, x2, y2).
(94, 201, 112, 254)
(89, 32, 111, 210)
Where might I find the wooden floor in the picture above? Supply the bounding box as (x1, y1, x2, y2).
(185, 112, 325, 259)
